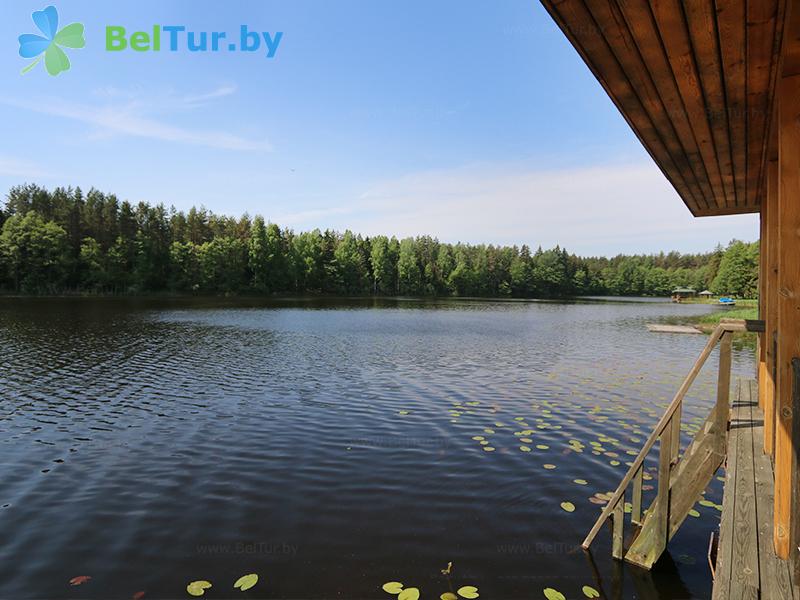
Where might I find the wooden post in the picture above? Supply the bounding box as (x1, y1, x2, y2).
(612, 497, 624, 560)
(631, 465, 643, 525)
(671, 402, 681, 464)
(774, 72, 800, 559)
(716, 332, 733, 454)
(654, 420, 673, 558)
(763, 158, 779, 457)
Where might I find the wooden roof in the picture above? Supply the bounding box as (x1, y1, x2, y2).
(540, 0, 788, 216)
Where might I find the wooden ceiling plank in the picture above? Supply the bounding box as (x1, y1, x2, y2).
(716, 0, 749, 209)
(683, 0, 737, 207)
(614, 0, 718, 210)
(746, 0, 780, 209)
(650, 0, 729, 210)
(585, 0, 715, 209)
(544, 0, 704, 213)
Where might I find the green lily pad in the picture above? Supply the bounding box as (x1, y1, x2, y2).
(234, 574, 258, 591)
(582, 586, 600, 598)
(543, 464, 556, 470)
(520, 446, 532, 452)
(543, 588, 566, 600)
(441, 593, 458, 600)
(573, 479, 588, 485)
(398, 588, 420, 600)
(560, 501, 575, 512)
(382, 582, 404, 594)
(187, 581, 212, 597)
(457, 586, 479, 599)
(483, 446, 495, 452)
(688, 509, 700, 517)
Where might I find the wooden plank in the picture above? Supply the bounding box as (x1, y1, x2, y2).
(746, 0, 781, 208)
(612, 498, 624, 560)
(717, 0, 748, 209)
(764, 158, 779, 456)
(730, 385, 759, 592)
(615, 0, 721, 206)
(775, 71, 800, 559)
(751, 383, 796, 600)
(666, 404, 725, 539)
(655, 421, 673, 555)
(716, 333, 733, 455)
(712, 381, 743, 600)
(650, 0, 728, 210)
(646, 324, 703, 334)
(585, 0, 718, 206)
(682, 0, 737, 206)
(631, 464, 643, 525)
(671, 401, 682, 463)
(791, 358, 800, 587)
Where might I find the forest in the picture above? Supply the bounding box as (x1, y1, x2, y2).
(0, 184, 760, 298)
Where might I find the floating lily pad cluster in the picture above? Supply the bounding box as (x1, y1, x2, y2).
(187, 574, 258, 597)
(382, 581, 479, 600)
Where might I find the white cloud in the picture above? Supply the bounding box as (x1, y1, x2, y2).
(0, 156, 51, 179)
(0, 86, 271, 152)
(304, 161, 758, 255)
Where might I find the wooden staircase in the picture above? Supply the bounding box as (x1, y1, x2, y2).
(582, 318, 765, 569)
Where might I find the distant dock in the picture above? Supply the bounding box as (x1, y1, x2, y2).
(646, 324, 703, 334)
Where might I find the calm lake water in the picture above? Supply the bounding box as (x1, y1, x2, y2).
(0, 297, 754, 600)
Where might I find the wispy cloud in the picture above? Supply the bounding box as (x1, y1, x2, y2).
(0, 85, 272, 152)
(294, 161, 758, 255)
(0, 156, 51, 179)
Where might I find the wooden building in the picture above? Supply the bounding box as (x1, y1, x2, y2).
(538, 0, 800, 595)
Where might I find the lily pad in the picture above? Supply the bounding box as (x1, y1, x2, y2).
(483, 446, 495, 452)
(582, 586, 600, 598)
(441, 593, 458, 600)
(688, 509, 700, 517)
(573, 479, 588, 485)
(398, 588, 420, 600)
(520, 446, 532, 452)
(187, 581, 212, 597)
(234, 574, 258, 591)
(543, 588, 566, 600)
(543, 464, 556, 470)
(560, 501, 576, 512)
(457, 586, 479, 599)
(382, 582, 404, 594)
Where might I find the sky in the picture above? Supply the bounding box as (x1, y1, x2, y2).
(0, 0, 758, 256)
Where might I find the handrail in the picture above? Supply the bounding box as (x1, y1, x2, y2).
(581, 319, 762, 550)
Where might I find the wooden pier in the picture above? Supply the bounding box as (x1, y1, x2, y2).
(713, 379, 796, 599)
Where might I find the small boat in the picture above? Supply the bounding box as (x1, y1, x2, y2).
(718, 297, 736, 306)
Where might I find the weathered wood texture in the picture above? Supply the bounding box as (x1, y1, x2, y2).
(762, 158, 779, 457)
(775, 71, 800, 559)
(712, 379, 796, 599)
(539, 0, 788, 216)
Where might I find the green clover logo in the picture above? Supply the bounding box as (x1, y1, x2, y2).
(18, 5, 85, 76)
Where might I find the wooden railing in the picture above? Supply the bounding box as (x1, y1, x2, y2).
(582, 318, 765, 567)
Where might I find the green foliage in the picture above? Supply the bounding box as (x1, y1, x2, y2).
(0, 211, 68, 293)
(0, 184, 761, 298)
(711, 240, 759, 297)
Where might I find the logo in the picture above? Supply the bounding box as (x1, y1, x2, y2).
(18, 5, 85, 76)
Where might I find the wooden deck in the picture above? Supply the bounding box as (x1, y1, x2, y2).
(712, 378, 797, 599)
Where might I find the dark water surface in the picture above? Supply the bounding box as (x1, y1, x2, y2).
(0, 297, 754, 600)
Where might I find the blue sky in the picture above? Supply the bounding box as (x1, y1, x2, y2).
(1, 0, 757, 256)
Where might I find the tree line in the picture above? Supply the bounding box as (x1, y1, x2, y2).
(0, 184, 759, 298)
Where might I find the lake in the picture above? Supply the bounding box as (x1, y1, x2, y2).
(0, 297, 754, 599)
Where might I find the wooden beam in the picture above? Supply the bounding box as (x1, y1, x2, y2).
(763, 157, 779, 457)
(774, 71, 800, 559)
